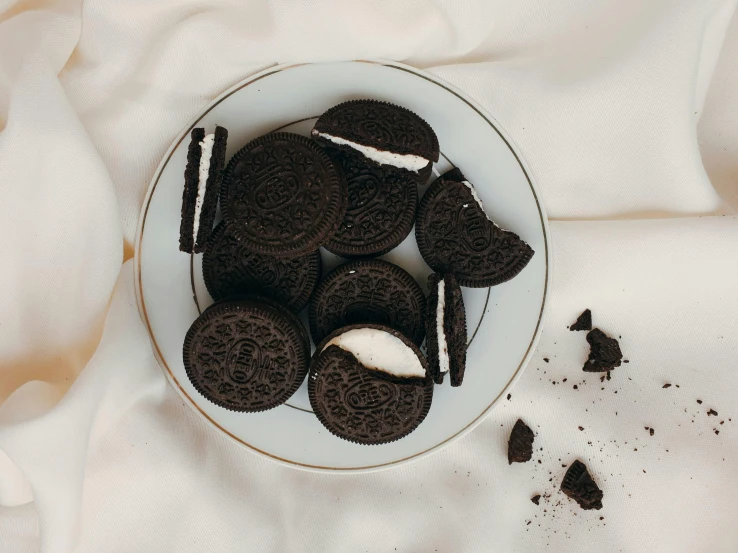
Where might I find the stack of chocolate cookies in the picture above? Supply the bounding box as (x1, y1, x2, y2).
(179, 99, 535, 445)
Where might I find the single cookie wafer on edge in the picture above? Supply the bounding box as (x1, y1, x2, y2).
(308, 324, 433, 445)
(179, 125, 228, 253)
(425, 272, 467, 386)
(416, 168, 534, 288)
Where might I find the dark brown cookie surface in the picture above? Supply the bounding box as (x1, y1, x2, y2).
(570, 309, 592, 331)
(416, 168, 535, 288)
(312, 100, 439, 181)
(183, 299, 309, 412)
(202, 222, 321, 313)
(221, 132, 347, 258)
(425, 273, 467, 386)
(309, 259, 426, 346)
(323, 150, 418, 258)
(561, 460, 603, 510)
(508, 418, 535, 464)
(583, 328, 623, 372)
(308, 324, 433, 445)
(180, 126, 228, 253)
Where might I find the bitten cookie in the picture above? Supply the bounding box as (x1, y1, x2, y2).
(416, 168, 534, 287)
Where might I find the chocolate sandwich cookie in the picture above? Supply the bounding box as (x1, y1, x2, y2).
(183, 298, 309, 412)
(202, 222, 321, 313)
(309, 259, 426, 346)
(425, 272, 467, 386)
(221, 132, 347, 258)
(416, 168, 535, 288)
(561, 460, 603, 510)
(180, 125, 228, 253)
(308, 324, 434, 445)
(323, 149, 418, 258)
(311, 99, 439, 182)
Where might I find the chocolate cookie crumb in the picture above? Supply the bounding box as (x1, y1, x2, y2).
(561, 460, 603, 510)
(508, 419, 535, 464)
(570, 309, 592, 331)
(531, 494, 541, 505)
(583, 329, 623, 372)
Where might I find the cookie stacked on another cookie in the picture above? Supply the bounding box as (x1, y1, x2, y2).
(309, 324, 434, 445)
(312, 100, 439, 258)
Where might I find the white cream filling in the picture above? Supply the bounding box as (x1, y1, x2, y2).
(312, 130, 429, 172)
(323, 328, 426, 378)
(192, 133, 215, 246)
(461, 180, 490, 221)
(436, 278, 450, 374)
(460, 179, 532, 248)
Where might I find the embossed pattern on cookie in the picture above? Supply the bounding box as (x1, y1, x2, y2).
(309, 259, 426, 346)
(183, 299, 309, 412)
(308, 324, 433, 445)
(416, 168, 534, 288)
(203, 222, 321, 312)
(221, 132, 347, 258)
(324, 150, 418, 258)
(312, 99, 439, 181)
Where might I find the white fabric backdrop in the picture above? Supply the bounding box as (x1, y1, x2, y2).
(1, 1, 737, 551)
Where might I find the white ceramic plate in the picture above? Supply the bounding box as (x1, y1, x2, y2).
(134, 60, 550, 472)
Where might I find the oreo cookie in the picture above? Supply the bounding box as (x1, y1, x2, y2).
(561, 460, 603, 510)
(416, 168, 534, 288)
(308, 324, 433, 445)
(311, 99, 439, 182)
(583, 328, 623, 372)
(323, 149, 418, 258)
(180, 126, 228, 253)
(183, 298, 309, 412)
(508, 419, 535, 464)
(203, 222, 321, 313)
(309, 259, 426, 346)
(425, 272, 467, 386)
(221, 132, 347, 258)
